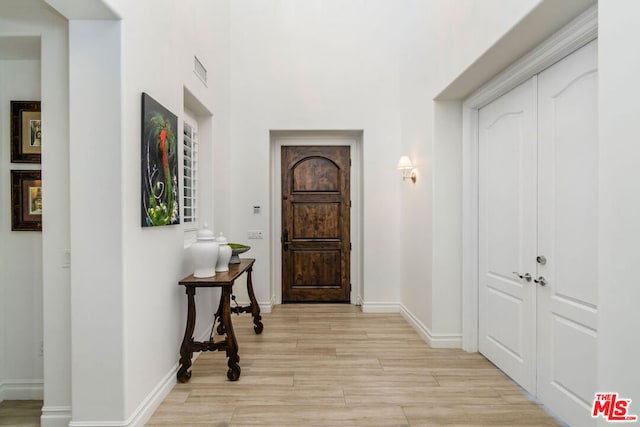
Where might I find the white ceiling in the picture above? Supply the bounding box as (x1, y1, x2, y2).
(0, 0, 119, 61)
(435, 0, 597, 100)
(42, 0, 119, 20)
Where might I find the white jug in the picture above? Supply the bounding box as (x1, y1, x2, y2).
(192, 224, 218, 278)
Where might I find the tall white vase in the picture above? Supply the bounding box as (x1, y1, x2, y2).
(192, 224, 219, 278)
(215, 232, 232, 272)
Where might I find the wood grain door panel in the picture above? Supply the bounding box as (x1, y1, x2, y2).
(293, 203, 340, 238)
(282, 146, 350, 302)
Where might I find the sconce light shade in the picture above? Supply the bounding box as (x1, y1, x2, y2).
(397, 156, 417, 183)
(397, 156, 413, 170)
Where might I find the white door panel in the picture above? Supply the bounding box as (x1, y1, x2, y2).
(479, 78, 537, 394)
(486, 287, 525, 359)
(537, 39, 598, 427)
(550, 315, 597, 399)
(478, 40, 598, 426)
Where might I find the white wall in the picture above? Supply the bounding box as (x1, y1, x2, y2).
(4, 1, 639, 425)
(0, 2, 70, 420)
(394, 0, 544, 344)
(0, 59, 43, 400)
(68, 19, 125, 422)
(418, 0, 640, 419)
(7, 0, 230, 423)
(224, 0, 580, 346)
(76, 0, 229, 423)
(228, 0, 405, 309)
(40, 19, 71, 427)
(598, 0, 640, 417)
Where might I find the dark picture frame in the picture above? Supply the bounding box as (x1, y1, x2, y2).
(11, 170, 42, 231)
(11, 101, 41, 163)
(141, 93, 180, 227)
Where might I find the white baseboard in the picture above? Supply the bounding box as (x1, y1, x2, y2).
(68, 420, 129, 426)
(125, 363, 179, 427)
(259, 301, 272, 313)
(120, 302, 273, 427)
(67, 324, 214, 427)
(67, 361, 177, 427)
(41, 406, 72, 427)
(360, 302, 400, 313)
(359, 302, 462, 348)
(399, 304, 462, 349)
(0, 380, 43, 401)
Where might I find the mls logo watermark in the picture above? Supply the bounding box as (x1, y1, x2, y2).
(592, 393, 638, 422)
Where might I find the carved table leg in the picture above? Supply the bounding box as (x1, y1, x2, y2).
(215, 289, 226, 335)
(220, 286, 241, 381)
(177, 287, 196, 383)
(246, 266, 263, 334)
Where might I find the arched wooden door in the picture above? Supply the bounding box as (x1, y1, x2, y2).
(281, 145, 351, 302)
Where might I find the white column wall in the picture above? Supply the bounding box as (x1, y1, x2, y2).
(0, 3, 70, 424)
(396, 0, 433, 331)
(597, 1, 640, 419)
(40, 16, 71, 426)
(431, 101, 463, 340)
(68, 20, 125, 423)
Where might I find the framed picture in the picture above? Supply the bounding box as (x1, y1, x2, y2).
(11, 170, 42, 231)
(141, 93, 180, 227)
(11, 101, 42, 163)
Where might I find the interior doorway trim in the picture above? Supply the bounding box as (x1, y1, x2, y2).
(270, 130, 363, 305)
(461, 5, 597, 352)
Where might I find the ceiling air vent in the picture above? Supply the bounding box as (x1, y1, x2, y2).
(194, 56, 207, 85)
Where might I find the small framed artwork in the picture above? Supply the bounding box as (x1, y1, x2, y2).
(141, 93, 180, 227)
(11, 101, 42, 163)
(11, 170, 42, 231)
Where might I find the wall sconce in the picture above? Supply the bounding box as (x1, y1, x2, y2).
(397, 156, 416, 183)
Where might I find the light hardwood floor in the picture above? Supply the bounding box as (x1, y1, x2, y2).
(0, 399, 41, 426)
(147, 304, 561, 426)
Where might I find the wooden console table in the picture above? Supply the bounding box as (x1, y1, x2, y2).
(177, 258, 263, 382)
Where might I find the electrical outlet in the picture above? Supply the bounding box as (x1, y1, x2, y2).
(247, 230, 264, 239)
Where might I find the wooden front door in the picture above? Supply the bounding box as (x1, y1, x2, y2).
(281, 145, 350, 302)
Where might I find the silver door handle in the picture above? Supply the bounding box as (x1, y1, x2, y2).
(513, 272, 532, 282)
(534, 276, 547, 286)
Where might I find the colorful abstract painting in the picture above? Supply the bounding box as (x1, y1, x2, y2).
(141, 93, 180, 227)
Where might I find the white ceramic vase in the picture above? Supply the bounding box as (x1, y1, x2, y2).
(192, 224, 219, 278)
(215, 232, 232, 272)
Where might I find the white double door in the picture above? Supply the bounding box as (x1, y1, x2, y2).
(479, 40, 598, 427)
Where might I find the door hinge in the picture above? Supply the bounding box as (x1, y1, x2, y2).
(349, 242, 352, 251)
(350, 283, 352, 292)
(349, 200, 352, 208)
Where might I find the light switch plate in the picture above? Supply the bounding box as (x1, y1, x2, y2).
(248, 230, 264, 239)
